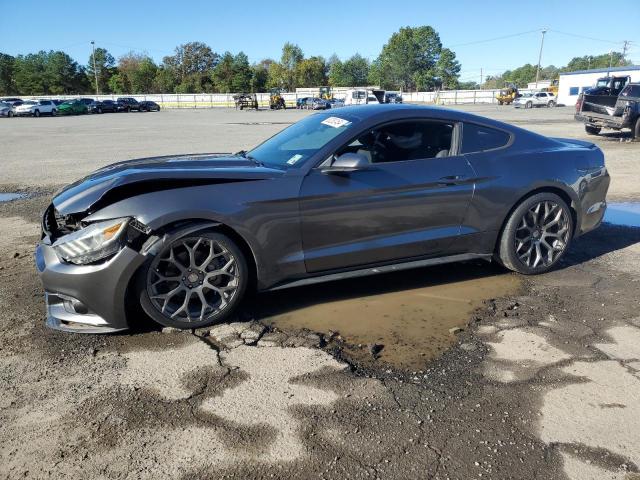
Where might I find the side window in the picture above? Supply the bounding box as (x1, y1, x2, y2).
(631, 85, 640, 97)
(461, 124, 510, 154)
(338, 121, 454, 164)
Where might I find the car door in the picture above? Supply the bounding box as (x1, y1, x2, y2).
(298, 119, 476, 273)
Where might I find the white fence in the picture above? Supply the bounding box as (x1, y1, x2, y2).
(13, 89, 539, 108)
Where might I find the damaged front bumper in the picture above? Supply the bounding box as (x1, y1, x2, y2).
(35, 242, 146, 333)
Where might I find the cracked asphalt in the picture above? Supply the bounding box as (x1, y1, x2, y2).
(1, 107, 639, 479)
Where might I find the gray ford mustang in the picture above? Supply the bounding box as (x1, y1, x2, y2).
(35, 105, 609, 333)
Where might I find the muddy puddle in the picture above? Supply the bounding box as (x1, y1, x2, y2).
(605, 202, 640, 228)
(257, 263, 520, 369)
(0, 193, 26, 202)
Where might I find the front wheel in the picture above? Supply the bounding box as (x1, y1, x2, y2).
(52, 109, 57, 116)
(525, 101, 532, 109)
(497, 193, 573, 275)
(633, 116, 640, 140)
(138, 231, 248, 329)
(585, 125, 601, 135)
(547, 100, 555, 108)
(34, 110, 40, 117)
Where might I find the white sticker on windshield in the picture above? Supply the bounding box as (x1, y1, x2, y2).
(287, 154, 303, 165)
(321, 116, 351, 128)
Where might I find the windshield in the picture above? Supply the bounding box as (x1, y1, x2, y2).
(521, 93, 533, 97)
(248, 113, 356, 168)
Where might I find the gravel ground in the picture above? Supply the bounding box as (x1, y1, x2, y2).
(0, 106, 639, 479)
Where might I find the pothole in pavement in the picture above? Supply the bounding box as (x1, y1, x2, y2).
(255, 262, 521, 369)
(605, 202, 640, 228)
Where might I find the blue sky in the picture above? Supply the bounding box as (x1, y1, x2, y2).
(1, 0, 639, 82)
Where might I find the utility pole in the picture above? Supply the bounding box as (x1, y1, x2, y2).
(480, 68, 483, 89)
(622, 40, 630, 64)
(608, 50, 613, 72)
(535, 28, 547, 89)
(91, 41, 99, 96)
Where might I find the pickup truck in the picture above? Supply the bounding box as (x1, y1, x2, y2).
(575, 82, 640, 139)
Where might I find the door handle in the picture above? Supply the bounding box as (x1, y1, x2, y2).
(437, 175, 466, 186)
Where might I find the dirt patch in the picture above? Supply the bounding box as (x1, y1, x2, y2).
(261, 264, 520, 368)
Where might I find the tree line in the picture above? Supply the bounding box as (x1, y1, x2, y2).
(0, 26, 461, 96)
(481, 52, 632, 89)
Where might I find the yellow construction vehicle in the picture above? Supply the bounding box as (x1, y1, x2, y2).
(544, 79, 559, 95)
(319, 86, 333, 100)
(269, 88, 286, 110)
(496, 84, 520, 105)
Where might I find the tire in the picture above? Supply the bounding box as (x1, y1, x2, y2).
(498, 101, 503, 105)
(497, 192, 573, 275)
(34, 110, 40, 117)
(52, 109, 57, 116)
(634, 117, 640, 140)
(525, 101, 532, 109)
(585, 125, 601, 135)
(8, 111, 13, 118)
(547, 100, 555, 108)
(98, 107, 103, 114)
(138, 231, 248, 329)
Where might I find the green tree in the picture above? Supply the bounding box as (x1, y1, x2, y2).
(87, 47, 115, 94)
(328, 54, 370, 87)
(435, 48, 461, 89)
(328, 59, 346, 86)
(377, 26, 443, 91)
(279, 42, 303, 91)
(250, 59, 272, 92)
(232, 52, 252, 92)
(266, 61, 287, 89)
(14, 51, 87, 95)
(295, 56, 327, 88)
(163, 41, 219, 93)
(458, 81, 480, 90)
(113, 52, 157, 93)
(211, 52, 234, 92)
(564, 52, 630, 72)
(153, 66, 177, 93)
(0, 53, 16, 95)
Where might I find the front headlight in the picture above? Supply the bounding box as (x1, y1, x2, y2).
(52, 218, 129, 265)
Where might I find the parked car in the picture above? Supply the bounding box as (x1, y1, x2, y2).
(385, 92, 403, 104)
(52, 99, 66, 106)
(296, 97, 310, 109)
(328, 98, 345, 109)
(343, 88, 386, 105)
(139, 101, 161, 112)
(575, 82, 640, 138)
(87, 100, 105, 114)
(1, 97, 23, 106)
(35, 105, 609, 333)
(14, 99, 58, 117)
(0, 101, 15, 117)
(117, 97, 140, 112)
(513, 92, 556, 109)
(58, 99, 88, 115)
(310, 98, 330, 110)
(100, 100, 119, 113)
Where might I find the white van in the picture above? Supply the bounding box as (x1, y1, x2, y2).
(343, 89, 386, 105)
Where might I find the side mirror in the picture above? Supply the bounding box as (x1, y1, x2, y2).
(322, 152, 371, 174)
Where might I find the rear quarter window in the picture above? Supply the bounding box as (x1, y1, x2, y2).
(461, 124, 511, 154)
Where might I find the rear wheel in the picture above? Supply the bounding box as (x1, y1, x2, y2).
(34, 110, 40, 117)
(634, 117, 640, 140)
(497, 192, 573, 275)
(585, 125, 601, 135)
(525, 101, 532, 109)
(547, 100, 555, 108)
(52, 109, 57, 116)
(138, 231, 248, 329)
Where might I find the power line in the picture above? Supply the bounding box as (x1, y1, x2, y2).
(448, 29, 541, 48)
(547, 29, 623, 45)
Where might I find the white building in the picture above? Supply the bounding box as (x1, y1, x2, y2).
(557, 65, 640, 106)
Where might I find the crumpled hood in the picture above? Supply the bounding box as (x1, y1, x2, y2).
(53, 153, 283, 215)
